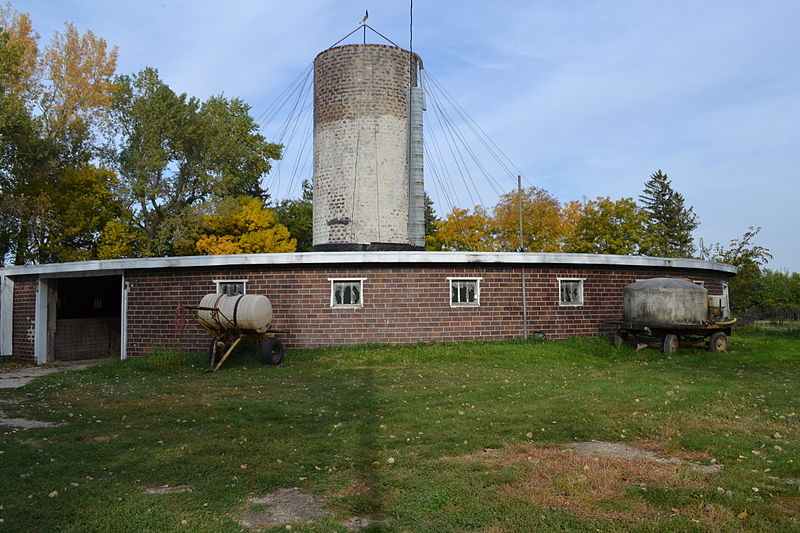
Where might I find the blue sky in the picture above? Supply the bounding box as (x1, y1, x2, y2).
(19, 0, 800, 271)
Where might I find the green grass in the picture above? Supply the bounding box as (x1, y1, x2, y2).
(0, 332, 798, 532)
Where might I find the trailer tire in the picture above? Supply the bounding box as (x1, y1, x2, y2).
(709, 332, 728, 352)
(261, 338, 283, 365)
(662, 334, 678, 354)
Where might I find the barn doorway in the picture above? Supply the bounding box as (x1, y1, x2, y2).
(53, 275, 122, 361)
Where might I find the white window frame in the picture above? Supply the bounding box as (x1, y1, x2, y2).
(447, 277, 482, 307)
(558, 278, 585, 307)
(329, 278, 366, 309)
(692, 280, 705, 287)
(214, 279, 248, 296)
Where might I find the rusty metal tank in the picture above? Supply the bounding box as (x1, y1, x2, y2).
(197, 294, 273, 334)
(622, 278, 708, 325)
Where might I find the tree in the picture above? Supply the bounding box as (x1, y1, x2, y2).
(106, 67, 282, 256)
(195, 196, 296, 255)
(435, 206, 497, 251)
(423, 191, 441, 250)
(274, 179, 313, 252)
(0, 7, 121, 265)
(562, 197, 649, 255)
(493, 186, 565, 252)
(40, 22, 118, 140)
(639, 170, 698, 257)
(0, 6, 117, 139)
(761, 270, 800, 317)
(699, 226, 773, 312)
(0, 4, 39, 100)
(97, 218, 148, 260)
(37, 165, 125, 262)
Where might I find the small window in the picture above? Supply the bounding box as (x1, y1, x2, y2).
(214, 280, 247, 296)
(558, 278, 584, 306)
(692, 280, 705, 287)
(329, 278, 365, 308)
(449, 278, 481, 307)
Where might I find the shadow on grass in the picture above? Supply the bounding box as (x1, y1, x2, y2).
(137, 340, 388, 519)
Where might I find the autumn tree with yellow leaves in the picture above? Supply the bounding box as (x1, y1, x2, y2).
(433, 190, 655, 255)
(0, 3, 121, 265)
(196, 197, 296, 255)
(0, 4, 118, 139)
(1, 3, 282, 263)
(562, 197, 649, 255)
(493, 186, 567, 252)
(433, 206, 498, 252)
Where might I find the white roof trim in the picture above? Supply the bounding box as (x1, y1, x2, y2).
(0, 251, 737, 277)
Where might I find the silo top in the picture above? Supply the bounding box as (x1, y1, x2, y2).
(314, 44, 419, 125)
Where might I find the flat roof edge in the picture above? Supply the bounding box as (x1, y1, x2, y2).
(0, 251, 737, 277)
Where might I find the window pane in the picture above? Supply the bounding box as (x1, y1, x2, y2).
(450, 280, 479, 305)
(219, 282, 244, 296)
(333, 281, 362, 307)
(335, 285, 343, 304)
(560, 281, 581, 304)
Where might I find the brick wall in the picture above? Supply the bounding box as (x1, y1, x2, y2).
(123, 263, 731, 358)
(12, 276, 36, 364)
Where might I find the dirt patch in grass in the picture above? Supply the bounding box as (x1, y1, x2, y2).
(0, 415, 61, 429)
(143, 484, 193, 494)
(451, 443, 731, 526)
(240, 487, 379, 531)
(627, 438, 712, 461)
(566, 441, 723, 473)
(240, 488, 332, 529)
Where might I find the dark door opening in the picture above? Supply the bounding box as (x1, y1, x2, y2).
(54, 276, 122, 361)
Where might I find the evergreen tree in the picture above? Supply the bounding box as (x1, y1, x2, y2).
(639, 170, 698, 257)
(423, 191, 441, 250)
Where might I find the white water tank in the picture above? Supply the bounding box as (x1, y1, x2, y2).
(623, 278, 708, 325)
(197, 294, 272, 334)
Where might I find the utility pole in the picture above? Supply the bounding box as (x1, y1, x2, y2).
(517, 175, 524, 251)
(518, 175, 528, 339)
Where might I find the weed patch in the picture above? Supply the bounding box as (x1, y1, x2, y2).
(452, 442, 724, 525)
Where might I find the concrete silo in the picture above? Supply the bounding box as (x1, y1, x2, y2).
(312, 44, 425, 251)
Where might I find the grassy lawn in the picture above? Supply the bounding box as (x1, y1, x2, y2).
(1, 329, 798, 532)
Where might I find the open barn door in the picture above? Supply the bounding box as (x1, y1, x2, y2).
(52, 275, 122, 361)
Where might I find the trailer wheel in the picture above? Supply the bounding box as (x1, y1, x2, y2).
(261, 338, 284, 365)
(709, 332, 728, 352)
(662, 334, 678, 354)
